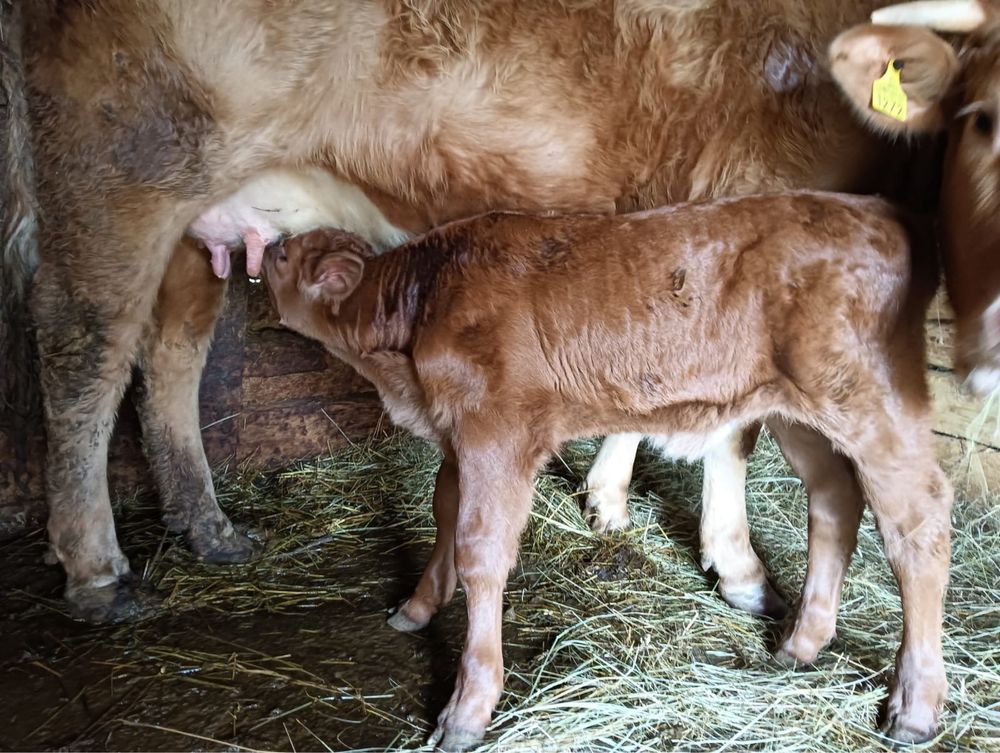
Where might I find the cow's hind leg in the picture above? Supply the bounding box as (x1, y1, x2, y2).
(28, 9, 232, 621)
(698, 423, 787, 618)
(33, 212, 186, 623)
(136, 238, 258, 562)
(767, 418, 864, 664)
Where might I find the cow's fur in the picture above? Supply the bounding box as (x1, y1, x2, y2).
(0, 0, 40, 467)
(263, 193, 950, 749)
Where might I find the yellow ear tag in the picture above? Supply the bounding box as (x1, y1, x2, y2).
(871, 59, 907, 122)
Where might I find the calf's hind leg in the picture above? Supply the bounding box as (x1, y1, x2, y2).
(767, 418, 864, 664)
(135, 237, 258, 562)
(831, 415, 951, 743)
(580, 433, 641, 532)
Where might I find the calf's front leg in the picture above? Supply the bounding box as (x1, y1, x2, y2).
(429, 432, 536, 752)
(826, 403, 951, 743)
(768, 418, 864, 664)
(135, 237, 258, 562)
(389, 445, 459, 631)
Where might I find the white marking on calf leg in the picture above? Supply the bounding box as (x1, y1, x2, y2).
(580, 433, 642, 532)
(699, 428, 786, 618)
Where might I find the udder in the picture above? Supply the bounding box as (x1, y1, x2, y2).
(187, 167, 411, 279)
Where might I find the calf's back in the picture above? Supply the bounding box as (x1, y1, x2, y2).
(406, 192, 926, 442)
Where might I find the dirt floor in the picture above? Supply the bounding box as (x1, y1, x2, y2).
(1, 433, 997, 752)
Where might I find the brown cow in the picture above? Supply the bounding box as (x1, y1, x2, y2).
(262, 192, 948, 750)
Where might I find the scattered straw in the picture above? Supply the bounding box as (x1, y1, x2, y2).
(3, 430, 998, 752)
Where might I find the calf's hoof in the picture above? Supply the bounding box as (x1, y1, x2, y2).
(190, 523, 263, 564)
(774, 643, 818, 668)
(775, 619, 835, 666)
(429, 724, 485, 752)
(579, 485, 631, 533)
(881, 679, 944, 746)
(387, 600, 432, 632)
(66, 574, 157, 624)
(719, 579, 788, 621)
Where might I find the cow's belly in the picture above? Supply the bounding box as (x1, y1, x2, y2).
(187, 167, 411, 278)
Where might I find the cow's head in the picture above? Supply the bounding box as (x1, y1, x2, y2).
(832, 0, 1000, 393)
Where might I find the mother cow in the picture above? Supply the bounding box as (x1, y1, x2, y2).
(1, 0, 997, 743)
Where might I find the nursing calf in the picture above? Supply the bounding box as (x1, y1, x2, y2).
(262, 191, 950, 751)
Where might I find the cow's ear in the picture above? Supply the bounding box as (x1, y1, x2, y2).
(829, 23, 960, 135)
(303, 250, 366, 311)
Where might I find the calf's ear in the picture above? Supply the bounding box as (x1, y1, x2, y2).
(829, 23, 960, 135)
(303, 251, 366, 311)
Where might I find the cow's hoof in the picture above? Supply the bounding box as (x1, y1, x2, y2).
(719, 579, 788, 621)
(388, 604, 430, 632)
(430, 725, 484, 752)
(580, 485, 631, 533)
(190, 524, 263, 564)
(66, 575, 156, 624)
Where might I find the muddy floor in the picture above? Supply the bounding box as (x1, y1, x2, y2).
(0, 514, 540, 751)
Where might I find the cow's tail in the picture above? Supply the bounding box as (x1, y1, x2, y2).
(0, 0, 41, 430)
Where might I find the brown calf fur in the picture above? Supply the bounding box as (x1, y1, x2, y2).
(262, 191, 952, 751)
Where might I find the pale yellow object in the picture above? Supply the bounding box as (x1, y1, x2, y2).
(871, 59, 908, 121)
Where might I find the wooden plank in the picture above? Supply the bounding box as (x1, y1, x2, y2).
(925, 319, 954, 371)
(935, 434, 1000, 497)
(234, 399, 385, 467)
(928, 371, 1000, 450)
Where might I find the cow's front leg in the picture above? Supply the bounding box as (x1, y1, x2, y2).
(579, 432, 641, 531)
(429, 430, 536, 752)
(136, 237, 259, 562)
(698, 423, 787, 618)
(389, 444, 459, 631)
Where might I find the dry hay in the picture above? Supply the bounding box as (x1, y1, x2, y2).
(6, 429, 999, 752)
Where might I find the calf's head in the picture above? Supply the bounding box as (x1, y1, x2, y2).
(262, 229, 372, 341)
(832, 0, 1000, 392)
